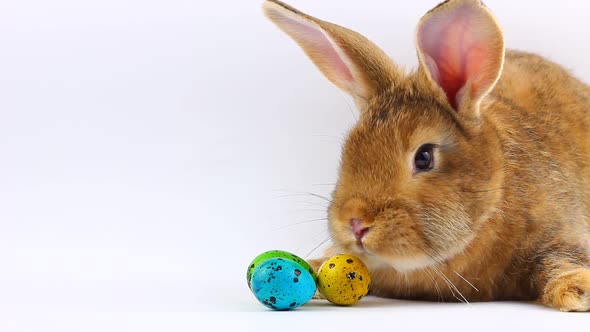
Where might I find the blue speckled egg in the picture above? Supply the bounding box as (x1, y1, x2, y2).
(249, 257, 316, 310)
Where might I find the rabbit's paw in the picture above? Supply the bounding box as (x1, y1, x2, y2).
(542, 268, 590, 312)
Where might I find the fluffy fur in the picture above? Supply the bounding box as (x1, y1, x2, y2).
(263, 0, 590, 311)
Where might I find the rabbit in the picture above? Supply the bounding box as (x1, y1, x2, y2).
(262, 0, 590, 311)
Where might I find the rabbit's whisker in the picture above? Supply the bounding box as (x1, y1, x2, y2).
(311, 229, 329, 239)
(312, 134, 346, 143)
(433, 266, 469, 304)
(453, 270, 480, 293)
(460, 186, 506, 194)
(336, 89, 359, 122)
(303, 201, 329, 208)
(304, 235, 333, 259)
(424, 268, 444, 302)
(292, 208, 328, 213)
(272, 191, 333, 204)
(273, 218, 328, 231)
(420, 248, 470, 304)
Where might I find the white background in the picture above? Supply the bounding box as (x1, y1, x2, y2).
(1, 0, 590, 330)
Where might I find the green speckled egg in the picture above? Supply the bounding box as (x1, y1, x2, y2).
(246, 250, 316, 288)
(317, 254, 371, 305)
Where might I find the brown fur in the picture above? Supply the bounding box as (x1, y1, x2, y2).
(263, 0, 590, 311)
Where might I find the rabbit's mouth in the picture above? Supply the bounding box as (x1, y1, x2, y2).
(352, 238, 370, 255)
(351, 218, 370, 250)
(367, 233, 477, 273)
(345, 242, 439, 273)
(355, 238, 365, 250)
(341, 223, 477, 273)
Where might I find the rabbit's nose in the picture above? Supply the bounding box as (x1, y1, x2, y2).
(350, 218, 369, 240)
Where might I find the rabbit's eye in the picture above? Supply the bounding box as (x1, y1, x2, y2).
(414, 144, 435, 172)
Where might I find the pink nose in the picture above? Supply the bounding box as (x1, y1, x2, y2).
(350, 218, 369, 240)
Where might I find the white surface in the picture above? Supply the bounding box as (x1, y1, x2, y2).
(1, 0, 590, 331)
(3, 297, 590, 332)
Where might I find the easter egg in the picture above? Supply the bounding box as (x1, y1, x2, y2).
(246, 250, 316, 288)
(317, 254, 371, 305)
(249, 257, 317, 310)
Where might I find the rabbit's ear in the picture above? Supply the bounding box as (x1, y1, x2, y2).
(416, 0, 505, 119)
(263, 0, 402, 109)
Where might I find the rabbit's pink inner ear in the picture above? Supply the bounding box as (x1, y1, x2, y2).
(268, 9, 355, 93)
(418, 3, 500, 110)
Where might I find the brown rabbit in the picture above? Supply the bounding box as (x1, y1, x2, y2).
(263, 0, 590, 311)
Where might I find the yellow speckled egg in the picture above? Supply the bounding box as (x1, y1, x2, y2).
(317, 254, 371, 305)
